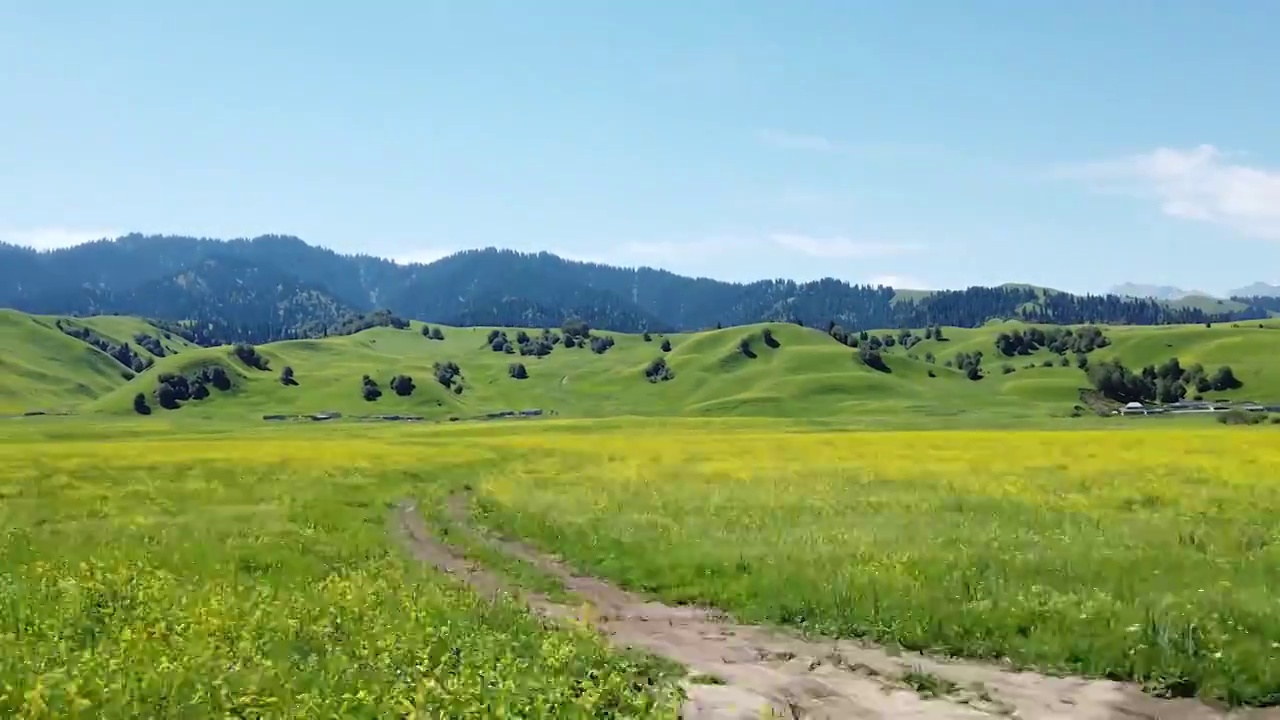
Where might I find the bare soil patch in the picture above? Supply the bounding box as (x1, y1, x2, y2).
(391, 496, 1276, 719)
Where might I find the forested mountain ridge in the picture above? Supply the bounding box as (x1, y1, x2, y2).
(0, 233, 1270, 344)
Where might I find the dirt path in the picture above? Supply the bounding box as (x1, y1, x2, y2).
(391, 497, 1276, 720)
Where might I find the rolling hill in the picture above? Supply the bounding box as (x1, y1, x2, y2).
(6, 308, 1279, 422)
(0, 309, 199, 414)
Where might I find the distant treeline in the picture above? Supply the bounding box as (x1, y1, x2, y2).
(2, 235, 1271, 345)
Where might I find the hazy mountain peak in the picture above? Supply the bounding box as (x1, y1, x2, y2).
(1230, 282, 1280, 298)
(1109, 283, 1207, 301)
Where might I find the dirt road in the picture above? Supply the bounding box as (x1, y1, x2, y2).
(391, 497, 1277, 719)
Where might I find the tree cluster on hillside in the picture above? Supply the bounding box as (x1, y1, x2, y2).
(149, 366, 231, 411)
(232, 343, 270, 371)
(361, 375, 382, 401)
(420, 324, 445, 340)
(4, 236, 1266, 344)
(644, 357, 675, 382)
(57, 320, 154, 373)
(487, 328, 560, 357)
(508, 362, 529, 380)
(1088, 357, 1242, 404)
(433, 361, 463, 392)
(994, 326, 1110, 357)
(950, 351, 984, 381)
(1230, 295, 1280, 314)
(588, 335, 616, 354)
(857, 345, 890, 373)
(131, 332, 167, 357)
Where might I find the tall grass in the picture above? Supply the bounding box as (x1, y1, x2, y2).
(472, 425, 1280, 705)
(0, 432, 681, 718)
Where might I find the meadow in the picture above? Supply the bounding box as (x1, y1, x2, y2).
(6, 307, 1280, 424)
(0, 419, 684, 718)
(3, 415, 1280, 713)
(466, 422, 1280, 706)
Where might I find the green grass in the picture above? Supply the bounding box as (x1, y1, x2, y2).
(0, 310, 201, 415)
(464, 422, 1280, 706)
(4, 310, 1280, 424)
(5, 413, 1280, 709)
(0, 421, 683, 718)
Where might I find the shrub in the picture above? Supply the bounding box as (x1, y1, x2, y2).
(133, 333, 166, 357)
(562, 317, 590, 338)
(196, 366, 232, 391)
(660, 338, 672, 352)
(642, 331, 652, 342)
(361, 374, 382, 401)
(233, 343, 270, 371)
(132, 392, 150, 415)
(422, 325, 432, 337)
(762, 328, 780, 349)
(644, 357, 674, 383)
(433, 361, 462, 388)
(589, 335, 615, 355)
(280, 366, 298, 386)
(738, 338, 757, 359)
(857, 346, 889, 373)
(156, 383, 179, 410)
(430, 327, 444, 340)
(1210, 366, 1242, 391)
(1002, 364, 1015, 375)
(509, 362, 529, 380)
(389, 374, 416, 396)
(1219, 409, 1265, 426)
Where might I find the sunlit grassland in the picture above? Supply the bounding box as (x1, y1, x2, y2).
(6, 415, 1280, 710)
(469, 424, 1280, 705)
(0, 423, 681, 718)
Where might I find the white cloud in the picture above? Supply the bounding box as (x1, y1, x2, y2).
(1058, 145, 1280, 239)
(0, 227, 120, 250)
(769, 233, 919, 259)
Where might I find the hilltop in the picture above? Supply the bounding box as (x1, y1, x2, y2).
(5, 307, 1277, 421)
(2, 234, 1273, 345)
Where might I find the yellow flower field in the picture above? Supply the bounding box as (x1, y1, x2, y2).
(0, 427, 683, 718)
(471, 425, 1280, 705)
(2, 418, 1279, 711)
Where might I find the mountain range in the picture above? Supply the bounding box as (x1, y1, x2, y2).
(1, 233, 1275, 345)
(1109, 282, 1280, 301)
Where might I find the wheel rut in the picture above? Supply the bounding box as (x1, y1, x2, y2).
(391, 496, 1277, 720)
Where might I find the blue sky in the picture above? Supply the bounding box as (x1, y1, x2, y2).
(3, 2, 1279, 295)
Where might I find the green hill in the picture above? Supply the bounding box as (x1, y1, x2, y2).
(4, 310, 1279, 421)
(0, 310, 198, 414)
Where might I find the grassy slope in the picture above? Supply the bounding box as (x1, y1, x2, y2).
(5, 310, 1280, 420)
(0, 310, 199, 414)
(90, 321, 1000, 420)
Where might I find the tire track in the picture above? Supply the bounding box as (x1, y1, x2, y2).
(392, 496, 1277, 720)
